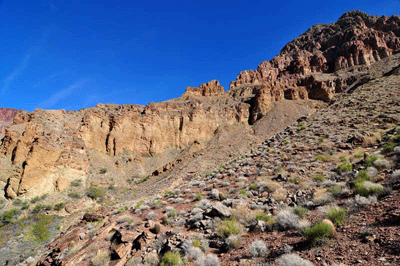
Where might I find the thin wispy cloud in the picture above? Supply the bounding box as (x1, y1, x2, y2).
(32, 71, 67, 88)
(37, 79, 88, 109)
(1, 53, 31, 96)
(1, 24, 54, 96)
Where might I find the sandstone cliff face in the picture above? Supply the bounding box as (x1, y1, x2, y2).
(0, 93, 250, 198)
(230, 11, 400, 101)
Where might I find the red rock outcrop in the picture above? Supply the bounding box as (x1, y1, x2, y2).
(183, 79, 224, 96)
(230, 11, 400, 101)
(0, 108, 23, 133)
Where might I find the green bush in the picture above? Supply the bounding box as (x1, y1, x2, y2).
(32, 204, 52, 214)
(30, 196, 41, 204)
(250, 183, 258, 190)
(161, 251, 181, 266)
(21, 201, 30, 210)
(68, 192, 82, 199)
(217, 218, 243, 238)
(255, 213, 271, 222)
(53, 202, 65, 211)
(364, 155, 378, 168)
(327, 186, 342, 197)
(12, 199, 23, 206)
(337, 162, 352, 174)
(313, 173, 326, 182)
(355, 181, 384, 196)
(31, 214, 52, 242)
(70, 179, 82, 187)
(293, 207, 308, 218)
(135, 200, 144, 209)
(382, 142, 395, 154)
(99, 168, 107, 174)
(195, 193, 202, 201)
(239, 190, 247, 197)
(87, 186, 105, 199)
(0, 208, 21, 226)
(302, 221, 334, 245)
(315, 155, 332, 162)
(326, 207, 346, 226)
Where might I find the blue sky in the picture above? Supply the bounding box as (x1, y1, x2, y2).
(0, 0, 399, 111)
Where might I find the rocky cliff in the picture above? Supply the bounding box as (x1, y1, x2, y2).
(230, 10, 400, 102)
(1, 11, 400, 200)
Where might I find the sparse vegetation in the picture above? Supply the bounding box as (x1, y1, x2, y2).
(276, 254, 314, 266)
(217, 218, 243, 238)
(293, 207, 308, 218)
(302, 221, 334, 245)
(364, 155, 378, 168)
(195, 193, 203, 201)
(275, 209, 299, 230)
(313, 173, 326, 182)
(53, 202, 65, 211)
(249, 240, 268, 258)
(337, 162, 352, 174)
(87, 186, 105, 200)
(99, 168, 107, 174)
(326, 206, 347, 226)
(255, 213, 271, 222)
(161, 251, 181, 266)
(382, 142, 395, 154)
(70, 179, 82, 187)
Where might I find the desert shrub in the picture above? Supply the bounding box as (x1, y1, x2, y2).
(31, 214, 52, 242)
(135, 200, 144, 209)
(326, 207, 347, 226)
(68, 192, 82, 199)
(187, 246, 203, 261)
(226, 234, 241, 249)
(250, 183, 258, 190)
(204, 254, 220, 266)
(161, 251, 181, 266)
(117, 215, 133, 224)
(293, 207, 308, 218)
(168, 209, 177, 218)
(12, 198, 23, 206)
(357, 170, 370, 181)
(313, 173, 326, 182)
(195, 193, 202, 201)
(355, 195, 377, 206)
(91, 250, 110, 266)
(32, 204, 52, 214)
(249, 240, 268, 258)
(21, 200, 30, 210)
(339, 155, 347, 162)
(239, 190, 247, 197)
(193, 238, 201, 247)
(194, 254, 220, 266)
(302, 221, 333, 245)
(255, 213, 271, 222)
(382, 142, 395, 154)
(217, 218, 243, 238)
(327, 186, 342, 197)
(30, 196, 41, 204)
(54, 202, 65, 211)
(0, 208, 20, 226)
(146, 211, 156, 220)
(99, 168, 107, 174)
(364, 155, 378, 168)
(276, 253, 314, 266)
(70, 179, 82, 187)
(143, 252, 159, 266)
(275, 209, 299, 230)
(337, 162, 352, 174)
(355, 181, 384, 196)
(87, 186, 105, 199)
(315, 155, 332, 162)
